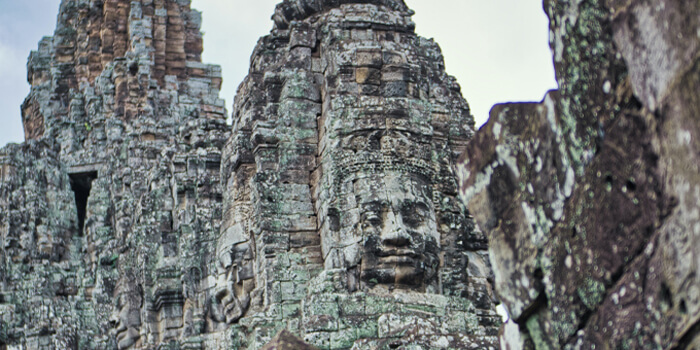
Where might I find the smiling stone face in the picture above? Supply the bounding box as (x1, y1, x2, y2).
(358, 173, 439, 290)
(329, 171, 440, 291)
(110, 279, 142, 350)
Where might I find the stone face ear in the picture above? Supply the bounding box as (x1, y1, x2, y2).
(207, 295, 226, 324)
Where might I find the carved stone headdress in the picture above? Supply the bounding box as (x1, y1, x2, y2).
(272, 0, 411, 29)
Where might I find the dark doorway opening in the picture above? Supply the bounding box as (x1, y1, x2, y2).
(69, 171, 97, 235)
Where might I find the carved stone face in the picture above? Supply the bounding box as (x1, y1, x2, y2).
(350, 171, 440, 290)
(213, 223, 255, 324)
(110, 281, 142, 350)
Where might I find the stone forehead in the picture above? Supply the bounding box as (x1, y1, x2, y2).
(352, 172, 431, 204)
(331, 154, 437, 191)
(351, 170, 430, 188)
(272, 0, 410, 29)
(114, 277, 143, 300)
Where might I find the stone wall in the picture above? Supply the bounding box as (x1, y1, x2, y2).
(1, 1, 500, 349)
(217, 0, 500, 348)
(457, 0, 700, 348)
(2, 0, 229, 348)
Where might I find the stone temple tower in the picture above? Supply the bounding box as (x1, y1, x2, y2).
(0, 0, 500, 349)
(1, 0, 229, 348)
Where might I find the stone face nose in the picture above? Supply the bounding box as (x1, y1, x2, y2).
(380, 210, 411, 248)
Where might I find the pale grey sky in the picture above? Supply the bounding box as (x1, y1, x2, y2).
(0, 0, 556, 147)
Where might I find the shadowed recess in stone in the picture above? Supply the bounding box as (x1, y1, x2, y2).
(68, 171, 97, 236)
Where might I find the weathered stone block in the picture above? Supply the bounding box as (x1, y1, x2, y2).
(290, 22, 316, 49)
(355, 67, 381, 85)
(458, 0, 700, 348)
(356, 49, 383, 68)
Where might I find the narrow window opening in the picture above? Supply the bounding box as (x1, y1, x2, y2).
(69, 171, 97, 236)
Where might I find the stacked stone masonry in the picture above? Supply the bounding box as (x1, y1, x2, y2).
(1, 0, 500, 349)
(457, 0, 700, 349)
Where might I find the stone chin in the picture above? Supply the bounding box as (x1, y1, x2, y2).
(215, 288, 250, 324)
(359, 234, 439, 290)
(115, 328, 140, 350)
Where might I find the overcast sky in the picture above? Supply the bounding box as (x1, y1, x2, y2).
(0, 0, 556, 147)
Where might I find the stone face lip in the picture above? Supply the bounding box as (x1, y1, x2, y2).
(272, 0, 410, 29)
(261, 330, 319, 350)
(458, 0, 700, 348)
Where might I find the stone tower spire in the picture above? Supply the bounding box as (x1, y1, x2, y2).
(217, 0, 500, 348)
(21, 0, 228, 153)
(2, 0, 229, 348)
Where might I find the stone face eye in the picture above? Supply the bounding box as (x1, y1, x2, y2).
(231, 243, 251, 265)
(362, 211, 382, 229)
(401, 202, 430, 228)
